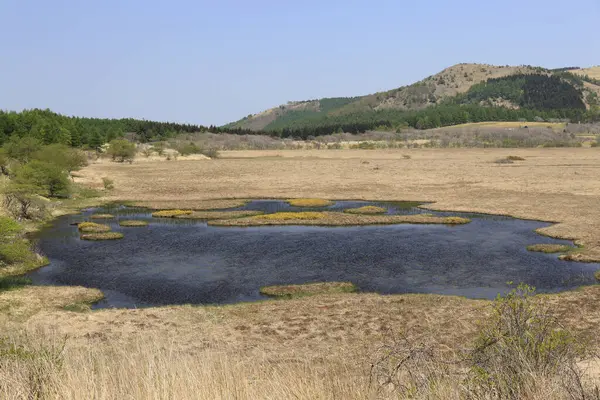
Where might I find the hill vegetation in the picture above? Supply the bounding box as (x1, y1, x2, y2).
(224, 63, 600, 138)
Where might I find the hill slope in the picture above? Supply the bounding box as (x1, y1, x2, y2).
(225, 63, 600, 134)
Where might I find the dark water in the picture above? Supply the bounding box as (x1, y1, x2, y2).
(28, 200, 599, 308)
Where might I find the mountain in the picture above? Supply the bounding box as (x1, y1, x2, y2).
(224, 63, 600, 135)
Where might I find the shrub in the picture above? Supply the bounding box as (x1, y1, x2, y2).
(107, 139, 135, 163)
(3, 136, 42, 163)
(32, 144, 87, 174)
(102, 177, 114, 191)
(175, 142, 201, 156)
(506, 155, 525, 161)
(80, 232, 124, 241)
(201, 148, 220, 159)
(467, 284, 587, 398)
(0, 217, 22, 239)
(0, 149, 9, 175)
(0, 240, 34, 264)
(13, 160, 71, 198)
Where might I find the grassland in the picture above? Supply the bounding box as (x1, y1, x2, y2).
(2, 148, 600, 398)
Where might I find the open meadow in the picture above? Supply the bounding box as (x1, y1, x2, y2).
(3, 148, 600, 399)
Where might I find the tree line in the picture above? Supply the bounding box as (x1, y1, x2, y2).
(0, 108, 208, 148)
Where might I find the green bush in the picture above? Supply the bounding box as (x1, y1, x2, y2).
(13, 160, 71, 198)
(107, 139, 135, 163)
(0, 240, 34, 264)
(0, 217, 22, 239)
(32, 144, 87, 174)
(3, 136, 42, 163)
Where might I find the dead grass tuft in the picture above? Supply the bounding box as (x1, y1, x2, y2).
(286, 198, 334, 207)
(260, 282, 357, 298)
(344, 206, 387, 215)
(527, 244, 573, 253)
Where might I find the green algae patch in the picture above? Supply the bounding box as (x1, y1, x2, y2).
(152, 209, 193, 218)
(260, 282, 357, 298)
(78, 222, 111, 233)
(209, 212, 471, 227)
(119, 220, 149, 227)
(90, 214, 115, 220)
(526, 244, 574, 254)
(344, 206, 387, 215)
(80, 232, 124, 241)
(286, 198, 334, 207)
(175, 210, 264, 220)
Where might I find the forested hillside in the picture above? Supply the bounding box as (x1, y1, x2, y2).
(0, 109, 208, 147)
(224, 64, 600, 138)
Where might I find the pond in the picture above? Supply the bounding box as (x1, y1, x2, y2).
(28, 200, 599, 308)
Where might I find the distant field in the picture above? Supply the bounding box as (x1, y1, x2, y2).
(570, 66, 600, 80)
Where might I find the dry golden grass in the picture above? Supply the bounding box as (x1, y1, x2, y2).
(6, 147, 599, 398)
(527, 244, 573, 253)
(570, 66, 600, 80)
(77, 222, 110, 233)
(133, 199, 247, 210)
(89, 213, 114, 220)
(286, 198, 333, 207)
(209, 211, 470, 226)
(118, 220, 149, 227)
(175, 210, 263, 220)
(80, 232, 124, 241)
(151, 209, 193, 218)
(343, 205, 387, 214)
(260, 282, 357, 298)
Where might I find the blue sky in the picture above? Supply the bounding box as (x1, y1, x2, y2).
(1, 0, 598, 125)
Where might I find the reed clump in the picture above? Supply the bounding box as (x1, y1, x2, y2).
(80, 232, 124, 241)
(119, 220, 149, 227)
(77, 222, 111, 233)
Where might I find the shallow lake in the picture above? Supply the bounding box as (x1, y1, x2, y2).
(28, 200, 599, 308)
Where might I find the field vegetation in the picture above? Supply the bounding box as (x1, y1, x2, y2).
(260, 282, 358, 298)
(209, 211, 470, 226)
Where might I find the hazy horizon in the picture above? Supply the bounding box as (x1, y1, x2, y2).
(1, 0, 599, 126)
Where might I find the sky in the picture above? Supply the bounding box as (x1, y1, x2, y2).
(1, 0, 599, 126)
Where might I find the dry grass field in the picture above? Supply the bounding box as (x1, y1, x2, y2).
(3, 148, 600, 399)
